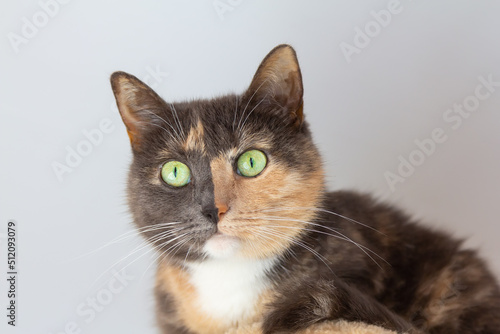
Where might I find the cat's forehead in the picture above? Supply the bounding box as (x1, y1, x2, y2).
(172, 97, 275, 159)
(182, 119, 206, 153)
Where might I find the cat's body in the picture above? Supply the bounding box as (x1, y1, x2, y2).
(111, 45, 500, 333)
(153, 190, 500, 334)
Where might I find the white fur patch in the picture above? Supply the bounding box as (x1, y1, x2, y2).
(187, 256, 276, 324)
(203, 233, 241, 259)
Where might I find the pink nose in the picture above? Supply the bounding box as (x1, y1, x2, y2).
(216, 202, 229, 220)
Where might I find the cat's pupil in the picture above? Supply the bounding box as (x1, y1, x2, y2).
(250, 157, 254, 168)
(173, 166, 177, 178)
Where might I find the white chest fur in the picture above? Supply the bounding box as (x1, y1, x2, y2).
(187, 257, 276, 324)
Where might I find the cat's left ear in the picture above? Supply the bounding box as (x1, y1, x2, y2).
(245, 44, 304, 127)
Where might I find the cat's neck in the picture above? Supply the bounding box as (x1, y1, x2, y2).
(186, 256, 277, 324)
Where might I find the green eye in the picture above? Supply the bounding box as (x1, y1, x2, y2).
(161, 161, 191, 187)
(237, 150, 267, 177)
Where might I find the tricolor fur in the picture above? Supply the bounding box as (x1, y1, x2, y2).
(111, 45, 500, 334)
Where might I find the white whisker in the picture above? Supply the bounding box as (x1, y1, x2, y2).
(140, 233, 190, 280)
(238, 94, 269, 132)
(255, 206, 385, 235)
(65, 222, 185, 263)
(237, 78, 268, 132)
(256, 227, 333, 273)
(170, 103, 186, 142)
(241, 215, 388, 269)
(90, 227, 185, 289)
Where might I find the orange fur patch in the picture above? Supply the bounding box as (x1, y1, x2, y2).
(183, 120, 205, 153)
(415, 254, 493, 329)
(210, 151, 324, 259)
(416, 272, 457, 328)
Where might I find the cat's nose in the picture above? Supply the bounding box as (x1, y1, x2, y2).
(216, 202, 229, 220)
(202, 203, 229, 224)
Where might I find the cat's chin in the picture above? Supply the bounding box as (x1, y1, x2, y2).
(203, 233, 241, 259)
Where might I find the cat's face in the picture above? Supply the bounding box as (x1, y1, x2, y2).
(111, 45, 324, 263)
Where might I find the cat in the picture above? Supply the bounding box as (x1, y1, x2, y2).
(110, 45, 500, 334)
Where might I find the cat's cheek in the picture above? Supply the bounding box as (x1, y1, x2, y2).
(203, 233, 241, 259)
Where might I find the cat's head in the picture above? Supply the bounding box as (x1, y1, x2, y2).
(111, 45, 325, 263)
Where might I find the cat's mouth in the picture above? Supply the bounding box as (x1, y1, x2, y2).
(203, 232, 241, 259)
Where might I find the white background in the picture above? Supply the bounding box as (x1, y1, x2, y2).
(1, 1, 499, 333)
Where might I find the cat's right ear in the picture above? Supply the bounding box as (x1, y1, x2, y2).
(110, 71, 167, 150)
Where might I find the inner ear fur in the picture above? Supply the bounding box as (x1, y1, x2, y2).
(110, 71, 168, 150)
(245, 44, 304, 127)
